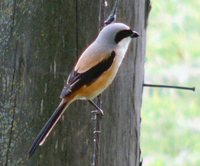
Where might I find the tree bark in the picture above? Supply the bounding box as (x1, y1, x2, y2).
(0, 0, 150, 165)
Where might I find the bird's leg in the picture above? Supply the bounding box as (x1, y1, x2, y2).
(88, 100, 104, 116)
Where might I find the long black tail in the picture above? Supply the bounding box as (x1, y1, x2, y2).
(28, 100, 69, 158)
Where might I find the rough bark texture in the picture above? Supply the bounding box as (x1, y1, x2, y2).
(0, 0, 149, 165)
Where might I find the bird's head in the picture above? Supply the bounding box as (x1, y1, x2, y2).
(95, 23, 139, 47)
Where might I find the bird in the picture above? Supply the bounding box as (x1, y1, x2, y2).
(28, 22, 139, 158)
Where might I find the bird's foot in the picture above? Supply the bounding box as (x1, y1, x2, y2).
(91, 109, 104, 116)
(88, 100, 104, 116)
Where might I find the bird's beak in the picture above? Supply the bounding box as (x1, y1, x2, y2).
(131, 31, 139, 38)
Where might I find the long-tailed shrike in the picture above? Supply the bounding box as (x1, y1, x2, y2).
(28, 22, 139, 157)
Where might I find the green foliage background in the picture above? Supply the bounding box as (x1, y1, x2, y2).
(142, 0, 200, 165)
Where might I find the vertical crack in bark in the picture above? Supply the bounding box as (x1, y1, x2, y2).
(98, 0, 105, 31)
(144, 0, 151, 29)
(75, 0, 79, 59)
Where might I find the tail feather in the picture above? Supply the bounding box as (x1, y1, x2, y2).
(28, 100, 69, 158)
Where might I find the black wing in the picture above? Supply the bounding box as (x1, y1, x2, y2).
(60, 51, 116, 98)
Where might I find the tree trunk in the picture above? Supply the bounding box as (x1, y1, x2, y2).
(0, 0, 150, 165)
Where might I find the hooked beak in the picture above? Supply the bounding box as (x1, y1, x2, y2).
(131, 30, 139, 38)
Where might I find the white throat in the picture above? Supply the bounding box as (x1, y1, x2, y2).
(114, 37, 132, 67)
